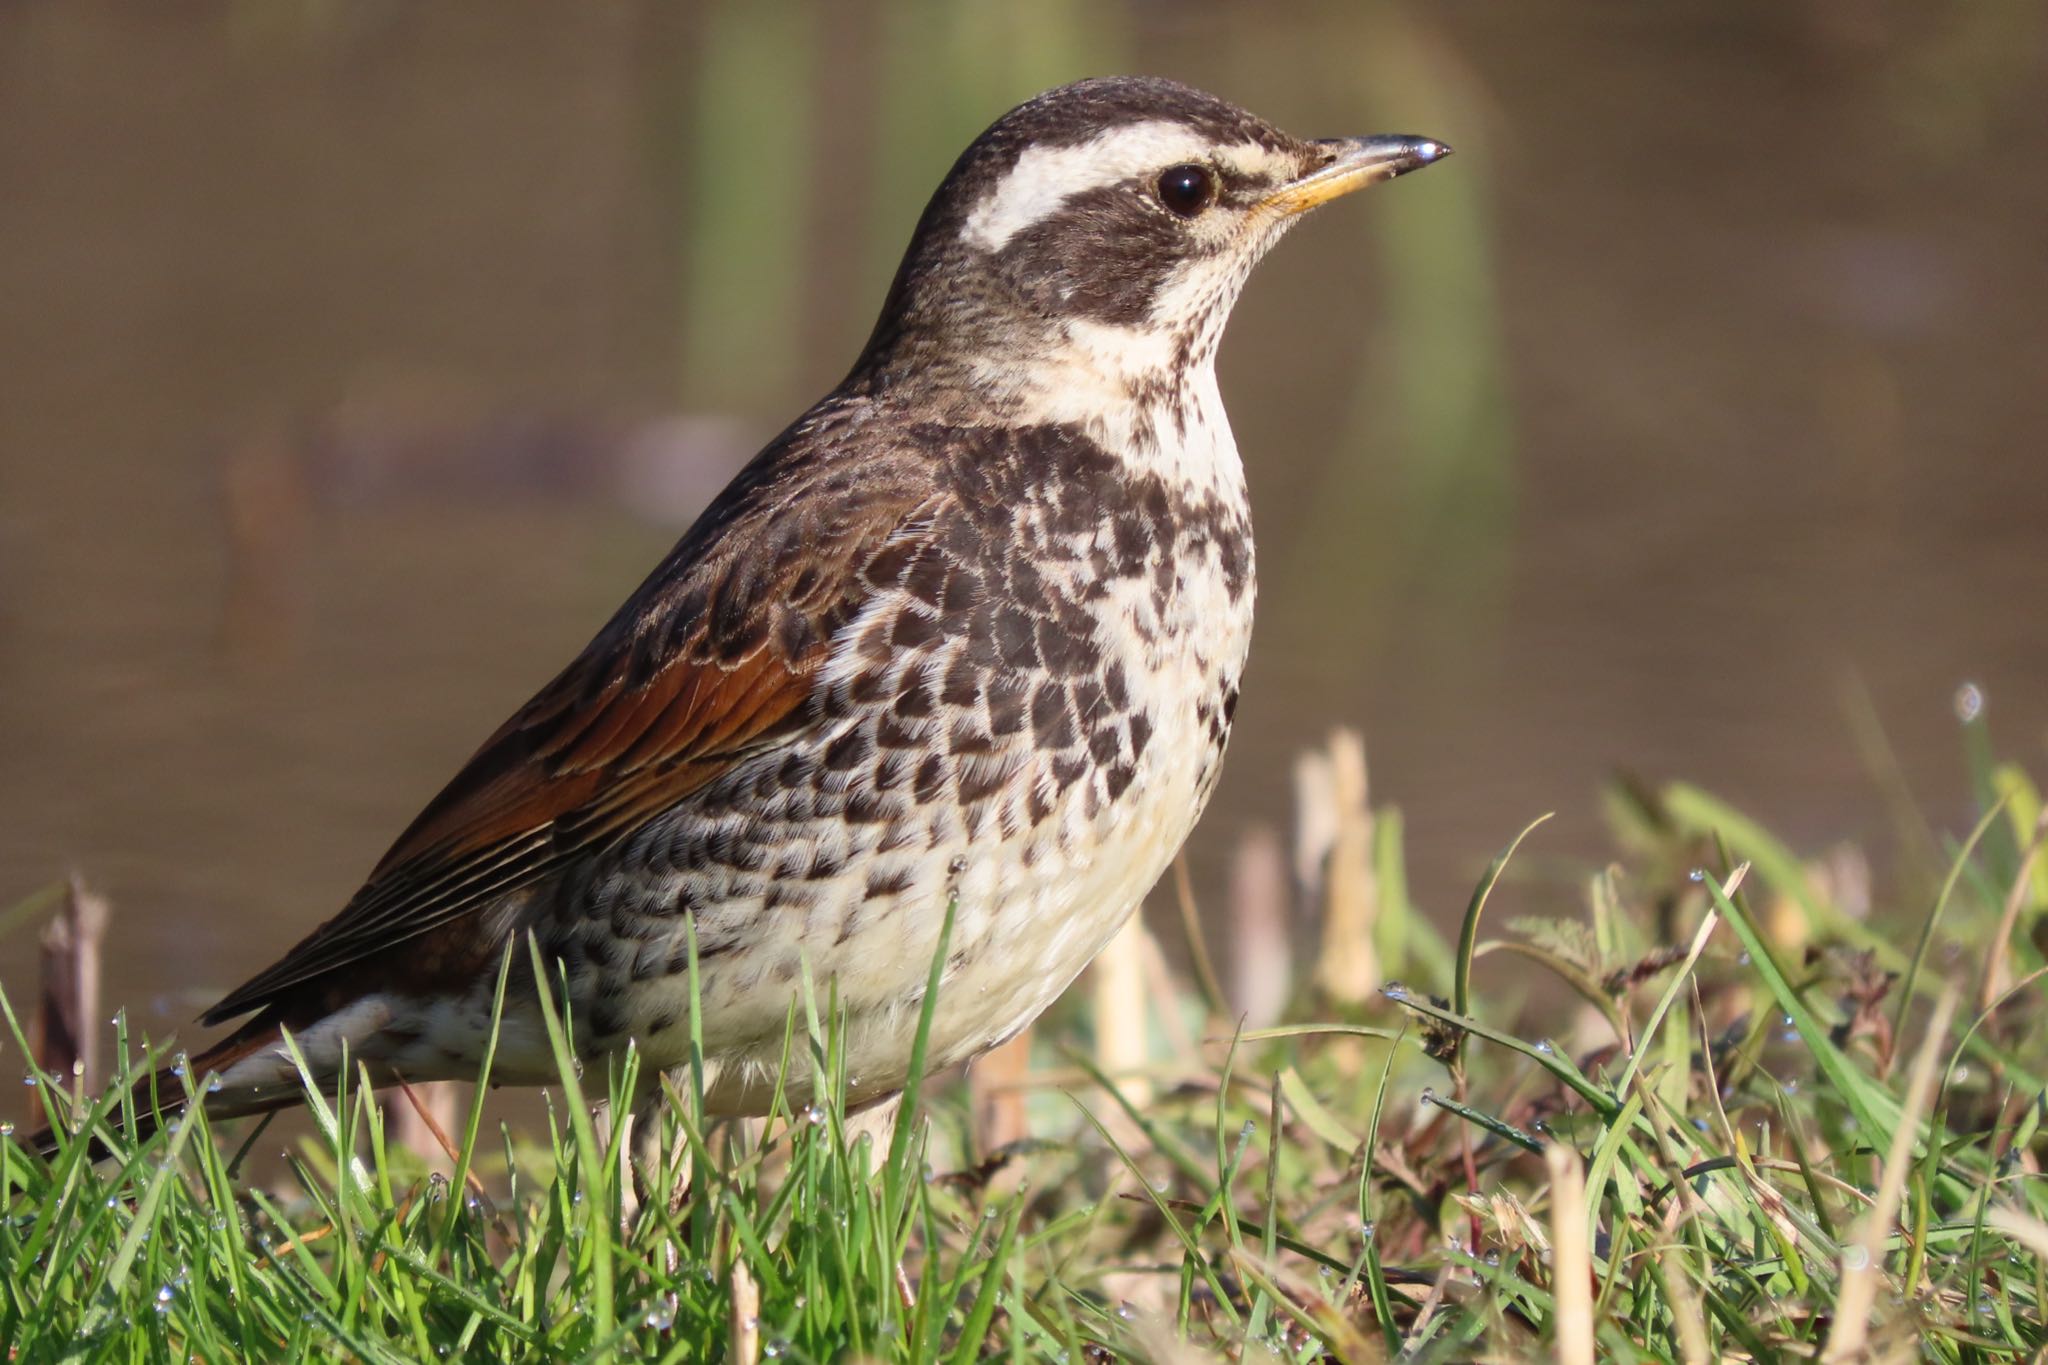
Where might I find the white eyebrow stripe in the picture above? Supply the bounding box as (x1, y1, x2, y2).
(962, 122, 1275, 252)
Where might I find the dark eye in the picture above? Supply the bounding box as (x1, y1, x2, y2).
(1156, 164, 1216, 218)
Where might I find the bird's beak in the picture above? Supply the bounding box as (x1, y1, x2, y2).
(1264, 135, 1452, 216)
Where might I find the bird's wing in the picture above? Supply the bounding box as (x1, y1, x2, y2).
(203, 437, 945, 1025)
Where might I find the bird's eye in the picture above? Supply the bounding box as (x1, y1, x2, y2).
(1156, 164, 1216, 218)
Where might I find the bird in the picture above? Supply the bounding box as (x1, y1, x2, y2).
(35, 76, 1447, 1156)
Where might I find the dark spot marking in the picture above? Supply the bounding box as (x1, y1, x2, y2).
(904, 548, 950, 607)
(993, 607, 1036, 669)
(865, 866, 915, 899)
(1087, 724, 1122, 767)
(987, 676, 1028, 735)
(940, 654, 980, 707)
(1031, 682, 1076, 750)
(1103, 662, 1130, 710)
(864, 539, 917, 587)
(823, 728, 873, 772)
(843, 788, 890, 824)
(890, 608, 940, 650)
(913, 754, 948, 804)
(895, 679, 934, 719)
(956, 752, 1017, 806)
(948, 720, 995, 757)
(875, 712, 923, 750)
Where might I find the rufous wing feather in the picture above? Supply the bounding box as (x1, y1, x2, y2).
(202, 447, 943, 1027)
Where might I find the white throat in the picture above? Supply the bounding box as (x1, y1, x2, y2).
(974, 319, 1246, 508)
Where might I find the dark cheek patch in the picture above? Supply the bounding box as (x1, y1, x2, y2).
(997, 183, 1223, 326)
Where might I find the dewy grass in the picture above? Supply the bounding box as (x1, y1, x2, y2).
(3, 737, 2047, 1360)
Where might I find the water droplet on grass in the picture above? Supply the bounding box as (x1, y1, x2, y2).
(1955, 682, 1984, 723)
(1534, 1040, 1555, 1055)
(1419, 1087, 1436, 1107)
(1687, 869, 1705, 883)
(1381, 981, 1409, 1001)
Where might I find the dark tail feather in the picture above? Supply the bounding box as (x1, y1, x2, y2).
(24, 1016, 294, 1162)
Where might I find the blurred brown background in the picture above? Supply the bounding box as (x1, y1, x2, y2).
(2, 1, 2044, 1046)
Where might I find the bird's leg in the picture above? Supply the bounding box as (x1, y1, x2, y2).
(623, 1068, 702, 1229)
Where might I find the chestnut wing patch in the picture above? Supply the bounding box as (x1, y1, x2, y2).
(202, 455, 945, 1027)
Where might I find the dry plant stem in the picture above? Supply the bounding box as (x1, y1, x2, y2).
(1226, 825, 1290, 1028)
(728, 1258, 760, 1365)
(1823, 984, 1959, 1363)
(1979, 810, 2045, 1012)
(1987, 1206, 2048, 1262)
(1170, 853, 1229, 1019)
(1545, 1142, 1595, 1365)
(1092, 914, 1152, 1110)
(390, 1077, 461, 1177)
(1310, 730, 1379, 1004)
(1138, 924, 1199, 1062)
(968, 1028, 1033, 1153)
(1400, 1264, 1453, 1357)
(32, 873, 109, 1129)
(1455, 1064, 1482, 1251)
(1657, 1234, 1711, 1365)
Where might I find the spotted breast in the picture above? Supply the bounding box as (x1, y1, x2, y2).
(539, 390, 1254, 1113)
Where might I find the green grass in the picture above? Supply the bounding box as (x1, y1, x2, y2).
(4, 736, 2045, 1361)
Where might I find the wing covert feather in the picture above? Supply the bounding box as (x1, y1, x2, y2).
(203, 433, 942, 1025)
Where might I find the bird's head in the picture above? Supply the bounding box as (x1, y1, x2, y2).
(848, 76, 1449, 421)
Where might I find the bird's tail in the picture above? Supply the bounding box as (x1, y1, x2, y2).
(24, 1015, 300, 1162)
